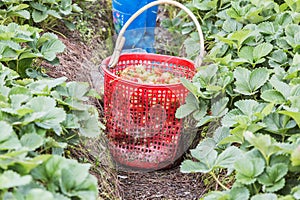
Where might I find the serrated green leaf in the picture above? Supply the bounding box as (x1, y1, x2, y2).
(215, 146, 242, 169)
(211, 97, 229, 117)
(249, 68, 270, 91)
(292, 53, 300, 66)
(279, 110, 300, 128)
(285, 24, 300, 50)
(10, 94, 30, 109)
(213, 127, 230, 145)
(47, 10, 61, 19)
(0, 170, 32, 189)
(251, 193, 277, 200)
(66, 81, 89, 100)
(1, 48, 18, 61)
(269, 50, 288, 64)
(41, 39, 65, 61)
(233, 67, 251, 95)
(0, 134, 21, 150)
(10, 4, 29, 11)
(285, 0, 300, 12)
(30, 2, 47, 12)
(236, 172, 257, 185)
(230, 187, 250, 200)
(223, 19, 243, 33)
(193, 64, 218, 88)
(78, 117, 100, 137)
(0, 121, 13, 142)
(234, 152, 265, 184)
(191, 138, 216, 161)
(203, 191, 229, 200)
(291, 145, 300, 166)
(261, 89, 286, 103)
(258, 163, 288, 186)
(253, 43, 273, 61)
(192, 101, 207, 121)
(26, 188, 54, 200)
(263, 112, 296, 134)
(0, 40, 21, 51)
(31, 155, 67, 183)
(275, 12, 293, 27)
(221, 109, 242, 127)
(261, 102, 275, 116)
(235, 99, 260, 116)
(183, 33, 200, 60)
(180, 160, 213, 173)
(0, 150, 26, 170)
(36, 107, 66, 132)
(28, 77, 67, 93)
(20, 133, 44, 150)
(15, 10, 31, 20)
(32, 10, 48, 23)
(238, 46, 254, 63)
(60, 163, 91, 196)
(175, 103, 198, 119)
(229, 29, 252, 50)
(196, 115, 215, 127)
(244, 131, 281, 162)
(37, 32, 58, 46)
(264, 178, 286, 193)
(19, 52, 43, 60)
(234, 67, 269, 95)
(24, 96, 66, 133)
(180, 78, 198, 97)
(62, 114, 80, 129)
(16, 155, 51, 174)
(31, 155, 97, 199)
(258, 22, 276, 35)
(26, 96, 56, 111)
(69, 174, 98, 199)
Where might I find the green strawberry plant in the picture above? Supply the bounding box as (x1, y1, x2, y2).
(0, 64, 102, 199)
(0, 0, 83, 30)
(0, 23, 65, 77)
(171, 0, 300, 199)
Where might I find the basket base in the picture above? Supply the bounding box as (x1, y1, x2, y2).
(108, 140, 179, 171)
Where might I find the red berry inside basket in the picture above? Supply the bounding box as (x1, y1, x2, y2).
(119, 64, 181, 84)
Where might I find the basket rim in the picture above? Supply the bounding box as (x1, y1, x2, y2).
(101, 53, 196, 87)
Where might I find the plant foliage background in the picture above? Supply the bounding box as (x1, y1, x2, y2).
(0, 0, 104, 199)
(162, 0, 300, 199)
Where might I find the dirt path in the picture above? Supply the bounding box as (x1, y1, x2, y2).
(117, 166, 207, 200)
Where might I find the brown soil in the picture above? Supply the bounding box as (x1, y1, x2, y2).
(44, 2, 209, 199)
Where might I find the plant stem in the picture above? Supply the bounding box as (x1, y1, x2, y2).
(16, 59, 19, 73)
(210, 171, 229, 191)
(253, 183, 259, 194)
(46, 27, 67, 39)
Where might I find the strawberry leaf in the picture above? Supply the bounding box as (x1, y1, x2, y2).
(0, 170, 32, 189)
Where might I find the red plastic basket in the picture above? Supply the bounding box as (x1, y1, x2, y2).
(101, 53, 196, 169)
(101, 0, 205, 170)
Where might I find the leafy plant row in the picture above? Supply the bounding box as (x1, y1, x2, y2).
(0, 1, 103, 199)
(164, 0, 300, 199)
(0, 64, 103, 199)
(0, 23, 65, 77)
(0, 0, 82, 29)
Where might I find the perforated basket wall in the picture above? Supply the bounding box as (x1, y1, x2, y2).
(101, 53, 196, 170)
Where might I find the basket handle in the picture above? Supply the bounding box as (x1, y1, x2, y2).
(108, 0, 205, 68)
